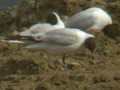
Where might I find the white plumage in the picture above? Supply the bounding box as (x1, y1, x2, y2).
(19, 12, 65, 37)
(2, 28, 95, 65)
(65, 7, 112, 31)
(24, 28, 95, 55)
(1, 11, 97, 67)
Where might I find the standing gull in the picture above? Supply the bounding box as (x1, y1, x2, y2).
(2, 28, 95, 67)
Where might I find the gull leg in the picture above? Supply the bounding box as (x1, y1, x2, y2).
(55, 55, 66, 65)
(62, 54, 66, 65)
(62, 55, 80, 69)
(62, 54, 68, 69)
(56, 55, 80, 70)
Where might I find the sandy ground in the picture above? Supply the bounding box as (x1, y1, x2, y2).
(0, 0, 120, 90)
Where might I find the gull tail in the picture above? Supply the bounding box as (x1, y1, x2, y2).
(1, 40, 25, 44)
(1, 39, 34, 44)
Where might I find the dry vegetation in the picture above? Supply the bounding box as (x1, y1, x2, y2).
(0, 0, 120, 90)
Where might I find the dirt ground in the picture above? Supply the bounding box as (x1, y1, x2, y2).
(0, 0, 120, 90)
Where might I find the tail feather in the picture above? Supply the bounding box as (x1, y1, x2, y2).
(1, 39, 35, 44)
(1, 40, 25, 44)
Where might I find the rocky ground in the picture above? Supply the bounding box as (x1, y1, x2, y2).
(0, 0, 120, 90)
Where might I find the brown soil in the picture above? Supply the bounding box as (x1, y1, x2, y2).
(0, 0, 120, 90)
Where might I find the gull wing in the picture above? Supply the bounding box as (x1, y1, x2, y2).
(32, 28, 80, 46)
(19, 23, 56, 36)
(65, 11, 96, 30)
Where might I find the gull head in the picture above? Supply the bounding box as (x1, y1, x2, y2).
(52, 12, 65, 29)
(80, 31, 96, 53)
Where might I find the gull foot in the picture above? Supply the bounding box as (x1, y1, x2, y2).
(63, 62, 81, 70)
(56, 59, 81, 70)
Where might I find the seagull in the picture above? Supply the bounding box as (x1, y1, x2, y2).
(65, 7, 112, 32)
(12, 12, 65, 39)
(62, 7, 112, 53)
(2, 12, 65, 42)
(2, 28, 95, 68)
